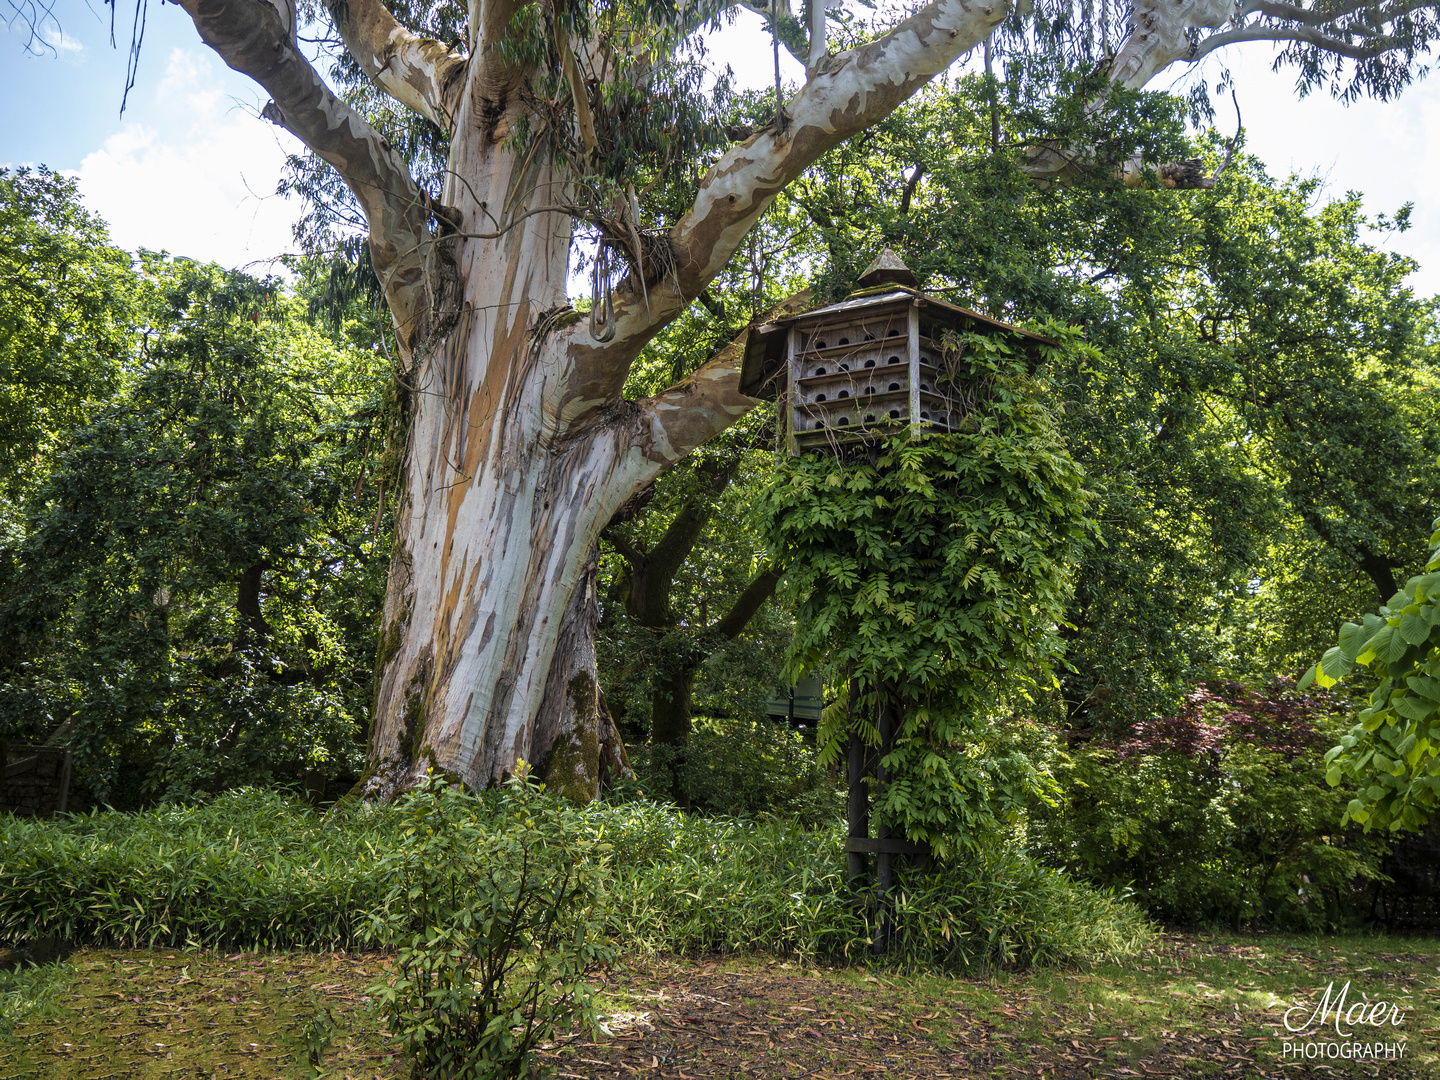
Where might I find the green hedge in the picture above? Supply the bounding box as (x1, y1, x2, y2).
(1, 788, 1151, 969)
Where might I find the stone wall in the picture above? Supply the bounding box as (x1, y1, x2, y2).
(1, 742, 73, 818)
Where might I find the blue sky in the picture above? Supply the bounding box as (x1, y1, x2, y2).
(4, 3, 1438, 295)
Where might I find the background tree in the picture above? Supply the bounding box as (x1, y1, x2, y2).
(0, 258, 388, 805)
(0, 167, 135, 515)
(766, 70, 1437, 738)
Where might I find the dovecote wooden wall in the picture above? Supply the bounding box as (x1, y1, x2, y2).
(738, 250, 1054, 459)
(785, 293, 971, 453)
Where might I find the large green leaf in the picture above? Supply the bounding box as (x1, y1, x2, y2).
(1394, 695, 1437, 722)
(1366, 626, 1397, 664)
(1337, 621, 1368, 660)
(1406, 675, 1440, 701)
(1398, 611, 1432, 646)
(1318, 647, 1353, 683)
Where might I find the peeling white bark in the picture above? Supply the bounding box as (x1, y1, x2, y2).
(328, 0, 467, 129)
(1110, 0, 1236, 89)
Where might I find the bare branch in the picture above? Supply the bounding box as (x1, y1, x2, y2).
(1241, 0, 1374, 25)
(176, 0, 437, 356)
(327, 0, 467, 129)
(1242, 0, 1433, 28)
(1191, 24, 1385, 63)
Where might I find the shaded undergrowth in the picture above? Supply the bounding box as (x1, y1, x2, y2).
(0, 788, 1150, 971)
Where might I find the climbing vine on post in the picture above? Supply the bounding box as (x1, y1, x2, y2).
(760, 328, 1093, 859)
(1303, 513, 1440, 833)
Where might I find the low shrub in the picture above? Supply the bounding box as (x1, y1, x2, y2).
(0, 960, 71, 1032)
(0, 788, 392, 950)
(1031, 679, 1389, 928)
(0, 785, 1150, 970)
(365, 777, 614, 1080)
(621, 715, 844, 826)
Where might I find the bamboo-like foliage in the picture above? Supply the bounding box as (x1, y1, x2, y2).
(0, 787, 1150, 969)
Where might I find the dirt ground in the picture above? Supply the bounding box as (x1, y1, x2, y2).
(1, 934, 1434, 1079)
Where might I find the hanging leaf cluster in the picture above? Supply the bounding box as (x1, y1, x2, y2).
(496, 0, 736, 234)
(1303, 513, 1440, 833)
(760, 328, 1094, 856)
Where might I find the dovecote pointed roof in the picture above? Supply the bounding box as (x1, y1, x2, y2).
(856, 248, 918, 288)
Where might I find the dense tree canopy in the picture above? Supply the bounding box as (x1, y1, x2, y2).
(0, 251, 389, 805)
(0, 168, 135, 512)
(45, 0, 1438, 801)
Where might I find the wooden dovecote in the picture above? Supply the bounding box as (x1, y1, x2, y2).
(739, 250, 1055, 454)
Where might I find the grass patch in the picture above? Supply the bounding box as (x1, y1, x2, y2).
(2, 933, 1434, 1077)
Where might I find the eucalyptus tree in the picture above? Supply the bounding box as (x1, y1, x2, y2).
(62, 0, 1440, 800)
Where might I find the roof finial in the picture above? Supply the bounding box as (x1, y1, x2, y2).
(856, 248, 918, 289)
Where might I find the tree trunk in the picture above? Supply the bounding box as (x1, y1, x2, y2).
(651, 664, 700, 748)
(363, 182, 640, 800)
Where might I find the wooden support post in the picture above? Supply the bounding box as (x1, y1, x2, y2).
(786, 325, 801, 456)
(907, 300, 921, 437)
(875, 690, 894, 894)
(874, 685, 895, 952)
(56, 749, 73, 816)
(846, 676, 868, 884)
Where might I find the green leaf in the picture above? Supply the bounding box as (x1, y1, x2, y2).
(1319, 646, 1353, 681)
(1408, 675, 1440, 701)
(1337, 621, 1367, 660)
(1375, 627, 1409, 663)
(1398, 611, 1432, 646)
(1395, 695, 1437, 722)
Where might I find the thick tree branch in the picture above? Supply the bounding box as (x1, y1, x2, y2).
(711, 563, 782, 638)
(606, 531, 646, 569)
(1108, 0, 1235, 91)
(644, 462, 739, 600)
(327, 0, 467, 129)
(623, 290, 812, 469)
(899, 165, 925, 214)
(667, 0, 1005, 308)
(1022, 0, 1233, 186)
(561, 0, 1006, 409)
(176, 0, 436, 356)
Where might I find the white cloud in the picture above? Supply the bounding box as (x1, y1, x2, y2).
(76, 48, 304, 273)
(36, 21, 84, 57)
